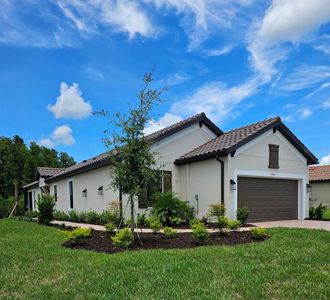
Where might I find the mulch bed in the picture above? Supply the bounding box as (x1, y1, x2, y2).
(138, 222, 255, 229)
(62, 230, 268, 254)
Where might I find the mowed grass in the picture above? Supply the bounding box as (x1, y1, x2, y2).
(0, 220, 329, 300)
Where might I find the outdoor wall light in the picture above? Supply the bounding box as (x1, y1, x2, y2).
(97, 186, 103, 195)
(306, 183, 312, 194)
(230, 179, 237, 190)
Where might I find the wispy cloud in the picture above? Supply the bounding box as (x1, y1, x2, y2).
(282, 108, 313, 122)
(159, 73, 191, 86)
(320, 154, 330, 165)
(204, 44, 234, 57)
(144, 113, 182, 135)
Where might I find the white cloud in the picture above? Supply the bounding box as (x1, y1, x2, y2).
(299, 108, 313, 119)
(84, 67, 105, 81)
(320, 154, 330, 165)
(322, 100, 330, 109)
(204, 44, 234, 57)
(282, 108, 313, 123)
(258, 0, 330, 44)
(278, 65, 330, 92)
(159, 73, 191, 86)
(48, 82, 92, 119)
(144, 113, 182, 135)
(247, 0, 330, 81)
(38, 138, 55, 148)
(171, 77, 260, 124)
(57, 0, 155, 40)
(38, 125, 75, 148)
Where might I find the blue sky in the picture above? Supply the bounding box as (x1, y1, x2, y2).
(0, 0, 330, 164)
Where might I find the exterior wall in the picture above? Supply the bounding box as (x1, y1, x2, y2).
(48, 165, 121, 213)
(310, 181, 330, 207)
(225, 130, 309, 219)
(28, 187, 42, 211)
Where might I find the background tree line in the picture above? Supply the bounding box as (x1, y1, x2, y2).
(0, 135, 75, 198)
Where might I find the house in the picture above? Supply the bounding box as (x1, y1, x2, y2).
(309, 165, 330, 207)
(23, 113, 318, 222)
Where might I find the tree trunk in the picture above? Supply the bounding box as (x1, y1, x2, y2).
(130, 194, 135, 239)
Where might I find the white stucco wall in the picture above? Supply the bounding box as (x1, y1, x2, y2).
(28, 187, 42, 211)
(310, 181, 330, 207)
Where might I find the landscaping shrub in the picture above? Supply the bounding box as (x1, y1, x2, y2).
(37, 194, 56, 225)
(191, 222, 209, 242)
(62, 227, 92, 244)
(149, 218, 162, 233)
(151, 191, 194, 225)
(68, 209, 80, 222)
(218, 216, 229, 233)
(251, 227, 267, 239)
(169, 216, 182, 225)
(105, 222, 116, 233)
(103, 201, 121, 226)
(53, 210, 69, 221)
(208, 203, 225, 218)
(111, 228, 132, 248)
(227, 220, 241, 230)
(137, 213, 147, 226)
(86, 210, 102, 224)
(163, 226, 177, 238)
(322, 208, 330, 220)
(189, 218, 201, 227)
(0, 196, 25, 218)
(315, 203, 326, 220)
(309, 206, 316, 219)
(236, 207, 250, 225)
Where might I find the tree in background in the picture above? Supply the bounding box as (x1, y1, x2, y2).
(0, 136, 76, 198)
(101, 71, 166, 237)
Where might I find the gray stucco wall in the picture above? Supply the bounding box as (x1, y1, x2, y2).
(310, 181, 330, 207)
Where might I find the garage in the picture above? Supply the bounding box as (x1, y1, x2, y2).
(237, 177, 298, 222)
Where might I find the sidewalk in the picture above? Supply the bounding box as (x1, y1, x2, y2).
(51, 220, 252, 233)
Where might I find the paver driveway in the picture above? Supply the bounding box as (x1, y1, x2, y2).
(252, 220, 330, 231)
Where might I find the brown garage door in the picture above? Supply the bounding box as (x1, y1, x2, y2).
(238, 177, 298, 222)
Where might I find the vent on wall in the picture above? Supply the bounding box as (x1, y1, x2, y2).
(82, 189, 87, 197)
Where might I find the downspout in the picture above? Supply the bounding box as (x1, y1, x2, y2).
(216, 156, 224, 204)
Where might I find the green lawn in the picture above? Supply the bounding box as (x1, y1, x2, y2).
(0, 220, 329, 299)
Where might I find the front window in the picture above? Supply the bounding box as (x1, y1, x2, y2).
(138, 170, 172, 209)
(69, 181, 73, 209)
(54, 185, 58, 202)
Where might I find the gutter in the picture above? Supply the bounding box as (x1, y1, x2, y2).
(216, 156, 225, 205)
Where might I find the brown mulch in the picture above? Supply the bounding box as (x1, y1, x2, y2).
(63, 230, 267, 254)
(138, 222, 255, 229)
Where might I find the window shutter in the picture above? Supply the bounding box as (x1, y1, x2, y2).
(269, 144, 279, 169)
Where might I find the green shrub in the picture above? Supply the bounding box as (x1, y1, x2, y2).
(105, 222, 116, 233)
(124, 218, 132, 226)
(227, 220, 241, 230)
(86, 210, 102, 224)
(309, 206, 316, 219)
(137, 213, 147, 226)
(236, 207, 250, 225)
(149, 218, 162, 233)
(189, 218, 201, 227)
(163, 226, 177, 238)
(208, 203, 225, 218)
(54, 210, 69, 221)
(62, 227, 92, 244)
(251, 227, 267, 239)
(315, 203, 327, 220)
(102, 201, 121, 226)
(111, 228, 132, 248)
(218, 216, 229, 233)
(37, 194, 56, 225)
(24, 210, 38, 219)
(151, 191, 194, 225)
(0, 196, 25, 218)
(68, 209, 80, 222)
(322, 208, 330, 220)
(191, 222, 209, 242)
(169, 216, 182, 225)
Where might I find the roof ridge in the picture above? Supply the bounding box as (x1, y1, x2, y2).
(223, 116, 280, 134)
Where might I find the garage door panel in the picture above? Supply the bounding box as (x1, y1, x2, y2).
(238, 177, 298, 222)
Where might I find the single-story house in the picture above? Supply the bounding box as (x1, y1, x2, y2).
(23, 113, 318, 222)
(309, 165, 330, 207)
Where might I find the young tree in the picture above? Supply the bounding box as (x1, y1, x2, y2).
(101, 71, 166, 237)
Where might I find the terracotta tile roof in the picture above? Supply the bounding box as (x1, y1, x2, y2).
(175, 117, 280, 164)
(309, 165, 330, 182)
(46, 113, 222, 182)
(37, 167, 64, 178)
(145, 112, 222, 141)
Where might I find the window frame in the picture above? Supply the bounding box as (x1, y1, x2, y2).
(54, 185, 58, 202)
